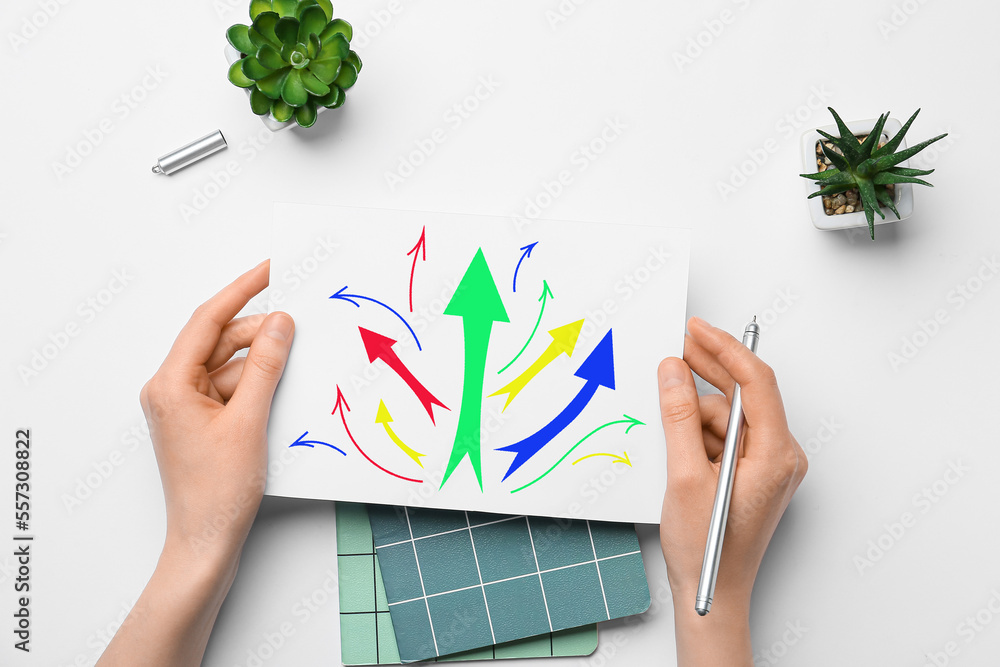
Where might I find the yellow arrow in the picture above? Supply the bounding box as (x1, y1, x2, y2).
(572, 451, 632, 467)
(375, 399, 426, 467)
(489, 319, 585, 411)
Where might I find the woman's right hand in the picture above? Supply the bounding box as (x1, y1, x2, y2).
(657, 316, 808, 666)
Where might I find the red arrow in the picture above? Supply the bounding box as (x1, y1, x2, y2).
(405, 226, 426, 313)
(358, 327, 449, 424)
(331, 385, 422, 483)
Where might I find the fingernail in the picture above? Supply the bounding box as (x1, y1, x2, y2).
(690, 316, 709, 328)
(267, 313, 293, 341)
(660, 358, 686, 389)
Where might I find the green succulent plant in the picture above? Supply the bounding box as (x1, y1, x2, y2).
(800, 108, 946, 239)
(226, 0, 361, 128)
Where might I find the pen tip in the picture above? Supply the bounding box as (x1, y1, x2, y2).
(752, 315, 757, 322)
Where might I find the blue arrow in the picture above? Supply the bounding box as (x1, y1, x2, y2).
(288, 430, 347, 456)
(330, 286, 422, 351)
(512, 242, 538, 293)
(496, 329, 615, 480)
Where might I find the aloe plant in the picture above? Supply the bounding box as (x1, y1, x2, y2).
(227, 0, 361, 128)
(800, 108, 946, 239)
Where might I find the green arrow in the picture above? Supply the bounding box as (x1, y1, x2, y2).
(498, 280, 553, 375)
(441, 248, 509, 490)
(509, 414, 644, 493)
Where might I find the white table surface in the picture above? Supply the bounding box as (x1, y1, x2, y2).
(3, 0, 1000, 665)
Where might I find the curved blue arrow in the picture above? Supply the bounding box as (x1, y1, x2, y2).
(288, 430, 347, 456)
(330, 286, 422, 351)
(496, 329, 615, 480)
(512, 242, 538, 293)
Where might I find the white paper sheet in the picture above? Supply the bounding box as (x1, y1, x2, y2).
(265, 203, 689, 523)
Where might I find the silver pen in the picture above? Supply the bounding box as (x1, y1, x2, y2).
(695, 317, 760, 616)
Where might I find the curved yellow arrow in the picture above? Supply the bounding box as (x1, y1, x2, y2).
(489, 319, 584, 411)
(572, 451, 631, 467)
(375, 400, 426, 467)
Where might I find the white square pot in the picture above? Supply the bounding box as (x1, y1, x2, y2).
(224, 45, 328, 132)
(801, 117, 913, 232)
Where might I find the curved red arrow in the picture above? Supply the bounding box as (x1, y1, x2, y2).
(358, 327, 449, 424)
(406, 226, 426, 312)
(332, 385, 421, 483)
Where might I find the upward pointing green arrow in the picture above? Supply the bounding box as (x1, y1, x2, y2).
(441, 248, 509, 490)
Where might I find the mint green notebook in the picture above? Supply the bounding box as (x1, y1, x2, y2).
(336, 502, 599, 665)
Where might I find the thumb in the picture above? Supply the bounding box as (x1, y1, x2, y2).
(231, 312, 294, 416)
(658, 357, 710, 482)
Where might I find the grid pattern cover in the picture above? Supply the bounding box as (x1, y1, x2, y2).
(336, 503, 599, 665)
(367, 505, 650, 663)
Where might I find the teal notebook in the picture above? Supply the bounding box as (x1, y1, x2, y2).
(335, 502, 598, 665)
(367, 505, 651, 663)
